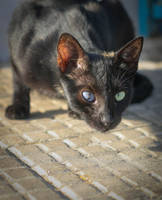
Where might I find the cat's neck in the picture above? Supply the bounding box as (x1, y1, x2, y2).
(61, 15, 103, 54)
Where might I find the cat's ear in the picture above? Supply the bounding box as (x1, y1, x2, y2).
(57, 33, 88, 73)
(117, 36, 143, 64)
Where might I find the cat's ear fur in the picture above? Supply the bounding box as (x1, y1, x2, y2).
(117, 37, 143, 63)
(116, 37, 143, 74)
(57, 33, 88, 73)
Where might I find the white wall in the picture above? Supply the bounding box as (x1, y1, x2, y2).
(0, 0, 21, 63)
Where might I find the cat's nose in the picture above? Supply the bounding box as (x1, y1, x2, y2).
(100, 113, 113, 126)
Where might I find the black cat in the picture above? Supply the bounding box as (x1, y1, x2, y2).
(6, 0, 153, 132)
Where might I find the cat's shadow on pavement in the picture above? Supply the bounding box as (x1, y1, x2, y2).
(30, 109, 67, 120)
(124, 68, 162, 152)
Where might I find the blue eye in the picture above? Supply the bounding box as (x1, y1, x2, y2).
(82, 91, 95, 103)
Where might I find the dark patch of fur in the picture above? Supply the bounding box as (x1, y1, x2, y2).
(132, 73, 153, 103)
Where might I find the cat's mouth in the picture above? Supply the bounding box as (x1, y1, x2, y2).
(85, 116, 121, 132)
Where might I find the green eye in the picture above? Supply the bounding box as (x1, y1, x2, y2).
(115, 91, 126, 102)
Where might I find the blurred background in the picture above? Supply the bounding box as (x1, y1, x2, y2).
(0, 0, 162, 63)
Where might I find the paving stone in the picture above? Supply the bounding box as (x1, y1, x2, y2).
(5, 167, 33, 180)
(17, 176, 50, 191)
(0, 47, 162, 200)
(0, 148, 7, 156)
(30, 189, 65, 200)
(0, 127, 14, 136)
(0, 156, 24, 169)
(69, 181, 106, 199)
(0, 134, 25, 147)
(0, 194, 24, 200)
(0, 176, 16, 196)
(11, 123, 44, 134)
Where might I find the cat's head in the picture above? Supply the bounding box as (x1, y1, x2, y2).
(57, 33, 143, 132)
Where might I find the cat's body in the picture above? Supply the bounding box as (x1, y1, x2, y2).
(6, 0, 153, 132)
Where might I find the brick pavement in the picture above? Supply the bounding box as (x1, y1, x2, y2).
(0, 50, 162, 199)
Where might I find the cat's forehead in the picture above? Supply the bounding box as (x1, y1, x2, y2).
(90, 53, 113, 71)
(89, 53, 128, 92)
(90, 54, 114, 87)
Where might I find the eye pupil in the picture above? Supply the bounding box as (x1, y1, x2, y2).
(82, 91, 95, 103)
(115, 91, 125, 102)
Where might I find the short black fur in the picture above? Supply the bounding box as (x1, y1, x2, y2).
(6, 0, 153, 132)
